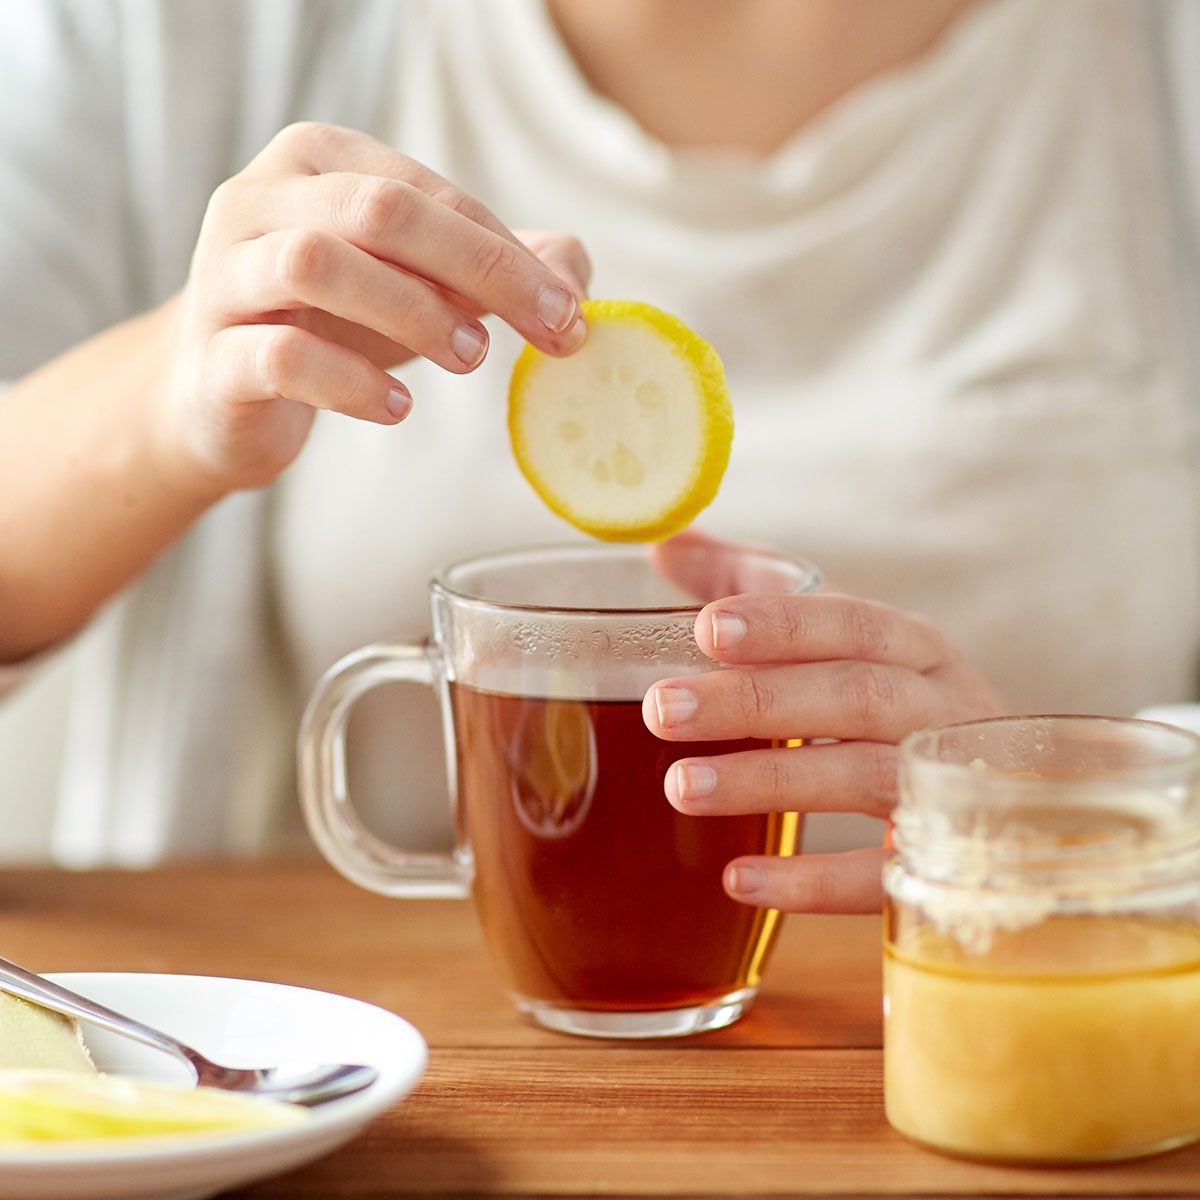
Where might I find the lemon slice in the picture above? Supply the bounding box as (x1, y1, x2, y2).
(0, 1069, 306, 1141)
(508, 299, 733, 541)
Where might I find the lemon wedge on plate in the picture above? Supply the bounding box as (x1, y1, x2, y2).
(0, 1069, 306, 1141)
(508, 299, 733, 542)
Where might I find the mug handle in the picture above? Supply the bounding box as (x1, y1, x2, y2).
(297, 643, 472, 898)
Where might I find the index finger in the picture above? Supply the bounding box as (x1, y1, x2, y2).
(248, 123, 587, 354)
(695, 592, 948, 674)
(256, 122, 522, 241)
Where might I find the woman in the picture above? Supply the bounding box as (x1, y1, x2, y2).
(0, 1, 1196, 911)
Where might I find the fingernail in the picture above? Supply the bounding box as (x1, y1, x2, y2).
(654, 685, 697, 728)
(537, 284, 578, 333)
(726, 864, 765, 896)
(452, 322, 488, 368)
(556, 312, 587, 353)
(710, 611, 746, 650)
(386, 384, 412, 421)
(675, 761, 717, 801)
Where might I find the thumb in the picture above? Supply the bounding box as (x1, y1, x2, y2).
(519, 231, 592, 299)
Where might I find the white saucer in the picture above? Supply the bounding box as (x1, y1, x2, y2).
(0, 973, 428, 1200)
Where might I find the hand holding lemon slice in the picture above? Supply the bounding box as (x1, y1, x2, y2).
(508, 299, 733, 541)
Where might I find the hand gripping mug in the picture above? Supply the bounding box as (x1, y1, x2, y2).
(299, 542, 820, 1038)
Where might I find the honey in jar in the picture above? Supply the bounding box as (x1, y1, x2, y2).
(883, 715, 1200, 1163)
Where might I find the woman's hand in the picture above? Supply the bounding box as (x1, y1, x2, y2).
(162, 121, 590, 492)
(642, 539, 1002, 915)
(0, 121, 591, 661)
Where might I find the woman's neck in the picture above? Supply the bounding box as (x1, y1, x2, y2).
(545, 0, 977, 154)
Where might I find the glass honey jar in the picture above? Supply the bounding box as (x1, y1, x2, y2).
(883, 715, 1200, 1163)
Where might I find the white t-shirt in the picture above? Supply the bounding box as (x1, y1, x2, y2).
(1, 0, 1198, 864)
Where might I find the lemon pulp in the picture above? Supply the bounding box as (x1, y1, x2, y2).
(0, 1069, 307, 1141)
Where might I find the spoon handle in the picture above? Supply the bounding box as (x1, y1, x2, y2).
(0, 955, 196, 1077)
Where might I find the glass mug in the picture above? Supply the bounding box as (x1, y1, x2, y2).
(884, 714, 1200, 1162)
(299, 542, 821, 1038)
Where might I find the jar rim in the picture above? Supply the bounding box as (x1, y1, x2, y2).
(891, 714, 1200, 897)
(900, 714, 1200, 779)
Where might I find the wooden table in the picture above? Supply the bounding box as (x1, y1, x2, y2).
(0, 859, 1197, 1197)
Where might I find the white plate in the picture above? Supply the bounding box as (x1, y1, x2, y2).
(0, 973, 428, 1200)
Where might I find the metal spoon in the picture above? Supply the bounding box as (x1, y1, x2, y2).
(0, 955, 378, 1106)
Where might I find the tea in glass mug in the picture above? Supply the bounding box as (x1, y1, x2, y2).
(299, 542, 820, 1038)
